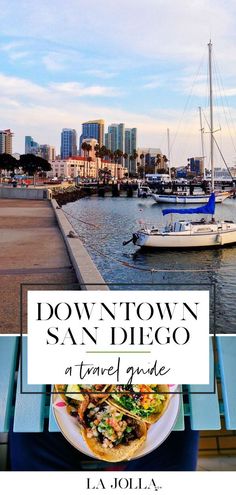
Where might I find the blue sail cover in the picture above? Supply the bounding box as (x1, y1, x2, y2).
(162, 193, 215, 216)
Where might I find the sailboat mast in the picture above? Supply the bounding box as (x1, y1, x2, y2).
(198, 106, 205, 179)
(167, 128, 171, 178)
(208, 40, 214, 191)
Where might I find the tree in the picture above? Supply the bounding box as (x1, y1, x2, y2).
(87, 156, 92, 178)
(155, 153, 162, 172)
(114, 149, 123, 179)
(140, 153, 145, 166)
(162, 154, 169, 171)
(98, 167, 111, 184)
(0, 153, 17, 179)
(81, 142, 92, 177)
(19, 154, 51, 185)
(95, 150, 100, 180)
(137, 164, 145, 179)
(128, 154, 134, 178)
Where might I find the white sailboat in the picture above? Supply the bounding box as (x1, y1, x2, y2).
(152, 49, 230, 205)
(151, 191, 229, 204)
(127, 42, 236, 249)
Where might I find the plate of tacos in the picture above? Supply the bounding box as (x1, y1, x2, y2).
(53, 383, 179, 462)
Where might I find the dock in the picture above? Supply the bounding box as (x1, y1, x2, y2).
(0, 198, 107, 334)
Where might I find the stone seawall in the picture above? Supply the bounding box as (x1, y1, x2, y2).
(51, 198, 109, 291)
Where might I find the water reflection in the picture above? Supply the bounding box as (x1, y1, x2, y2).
(63, 196, 236, 333)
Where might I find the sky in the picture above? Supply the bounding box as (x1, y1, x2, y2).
(1, 0, 236, 167)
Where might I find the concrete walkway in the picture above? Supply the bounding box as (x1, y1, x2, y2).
(0, 199, 78, 334)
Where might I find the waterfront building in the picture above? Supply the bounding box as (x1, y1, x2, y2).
(0, 129, 14, 154)
(61, 128, 77, 159)
(49, 156, 127, 180)
(137, 147, 165, 173)
(79, 120, 104, 151)
(187, 157, 204, 176)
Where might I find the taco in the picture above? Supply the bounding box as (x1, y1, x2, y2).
(82, 403, 147, 462)
(108, 384, 170, 424)
(55, 384, 112, 424)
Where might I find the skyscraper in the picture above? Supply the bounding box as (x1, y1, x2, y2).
(80, 120, 104, 151)
(61, 128, 77, 159)
(125, 127, 137, 174)
(39, 144, 56, 162)
(105, 123, 125, 153)
(0, 129, 14, 154)
(25, 136, 40, 155)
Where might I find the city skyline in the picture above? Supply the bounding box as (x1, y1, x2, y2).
(1, 1, 236, 167)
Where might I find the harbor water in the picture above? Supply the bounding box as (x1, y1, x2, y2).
(63, 196, 236, 333)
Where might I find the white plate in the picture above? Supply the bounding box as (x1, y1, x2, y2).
(52, 387, 180, 461)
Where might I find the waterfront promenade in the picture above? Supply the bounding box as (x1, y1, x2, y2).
(0, 199, 78, 334)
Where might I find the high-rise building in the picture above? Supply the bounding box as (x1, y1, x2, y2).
(0, 129, 14, 154)
(105, 123, 125, 153)
(25, 136, 40, 154)
(61, 128, 77, 159)
(39, 144, 56, 162)
(125, 128, 137, 173)
(125, 128, 137, 155)
(80, 120, 104, 151)
(25, 136, 55, 161)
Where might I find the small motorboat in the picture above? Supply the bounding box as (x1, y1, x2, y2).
(137, 184, 153, 198)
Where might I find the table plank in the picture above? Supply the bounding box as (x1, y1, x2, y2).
(188, 339, 221, 430)
(49, 386, 60, 432)
(0, 337, 18, 432)
(173, 388, 185, 431)
(217, 336, 236, 429)
(13, 337, 46, 432)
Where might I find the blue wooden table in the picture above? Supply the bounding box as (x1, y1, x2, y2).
(0, 336, 235, 433)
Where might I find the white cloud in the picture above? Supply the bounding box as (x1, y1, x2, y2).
(0, 40, 25, 52)
(143, 76, 163, 90)
(1, 1, 236, 166)
(50, 81, 122, 97)
(42, 53, 67, 72)
(83, 69, 118, 80)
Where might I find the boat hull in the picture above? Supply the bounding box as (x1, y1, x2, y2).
(152, 193, 228, 204)
(133, 229, 236, 248)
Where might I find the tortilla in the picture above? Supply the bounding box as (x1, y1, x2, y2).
(107, 384, 171, 424)
(81, 404, 147, 462)
(54, 384, 113, 418)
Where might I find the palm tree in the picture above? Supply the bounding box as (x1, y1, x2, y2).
(137, 164, 145, 179)
(155, 153, 162, 172)
(128, 154, 133, 179)
(95, 151, 100, 180)
(114, 149, 123, 180)
(86, 144, 92, 178)
(87, 156, 92, 178)
(140, 153, 144, 165)
(81, 142, 92, 178)
(162, 154, 169, 172)
(132, 149, 138, 176)
(81, 142, 88, 178)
